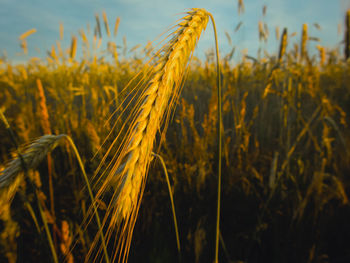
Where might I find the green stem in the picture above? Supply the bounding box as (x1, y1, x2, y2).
(63, 135, 110, 263)
(152, 153, 181, 262)
(24, 201, 41, 233)
(208, 13, 222, 263)
(37, 196, 59, 263)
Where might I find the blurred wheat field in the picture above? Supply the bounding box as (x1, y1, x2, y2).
(1, 7, 350, 263)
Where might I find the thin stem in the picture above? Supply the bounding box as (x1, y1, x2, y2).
(208, 12, 222, 263)
(24, 200, 41, 234)
(152, 153, 181, 262)
(64, 135, 110, 263)
(37, 193, 59, 263)
(0, 109, 27, 169)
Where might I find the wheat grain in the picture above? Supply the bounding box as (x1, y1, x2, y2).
(94, 8, 210, 263)
(109, 7, 208, 223)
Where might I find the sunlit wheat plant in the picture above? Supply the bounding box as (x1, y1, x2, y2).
(86, 8, 216, 263)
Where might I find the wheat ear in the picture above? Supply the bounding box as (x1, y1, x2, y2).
(300, 23, 308, 62)
(36, 78, 52, 135)
(0, 135, 65, 216)
(278, 28, 287, 64)
(0, 135, 65, 189)
(94, 8, 210, 263)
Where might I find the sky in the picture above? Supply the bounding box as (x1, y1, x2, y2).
(0, 0, 350, 63)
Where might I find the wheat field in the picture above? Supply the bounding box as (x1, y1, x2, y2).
(0, 6, 350, 263)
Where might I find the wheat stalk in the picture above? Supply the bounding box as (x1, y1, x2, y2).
(93, 8, 210, 263)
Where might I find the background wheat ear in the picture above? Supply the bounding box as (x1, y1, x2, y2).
(0, 134, 65, 213)
(300, 23, 308, 62)
(345, 9, 350, 60)
(90, 8, 210, 263)
(278, 28, 288, 64)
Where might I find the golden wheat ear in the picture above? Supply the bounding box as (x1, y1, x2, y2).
(90, 8, 210, 263)
(0, 135, 66, 214)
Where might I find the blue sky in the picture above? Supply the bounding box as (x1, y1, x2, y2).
(0, 0, 349, 63)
